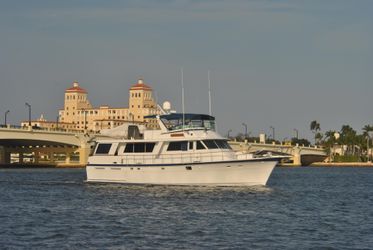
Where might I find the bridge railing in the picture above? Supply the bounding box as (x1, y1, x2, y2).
(0, 124, 102, 136)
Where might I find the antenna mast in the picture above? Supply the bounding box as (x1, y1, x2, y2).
(208, 70, 212, 116)
(181, 68, 185, 131)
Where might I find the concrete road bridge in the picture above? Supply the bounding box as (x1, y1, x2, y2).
(0, 125, 327, 167)
(0, 126, 106, 166)
(229, 141, 327, 166)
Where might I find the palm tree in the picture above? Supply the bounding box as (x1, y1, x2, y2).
(310, 120, 321, 145)
(362, 124, 373, 136)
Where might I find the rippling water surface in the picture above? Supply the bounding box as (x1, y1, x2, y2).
(1, 167, 373, 249)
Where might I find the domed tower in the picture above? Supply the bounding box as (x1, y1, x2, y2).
(62, 81, 92, 124)
(129, 78, 156, 122)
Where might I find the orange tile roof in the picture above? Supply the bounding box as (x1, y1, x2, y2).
(130, 79, 152, 91)
(65, 81, 87, 93)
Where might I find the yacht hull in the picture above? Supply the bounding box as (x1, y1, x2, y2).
(86, 160, 277, 186)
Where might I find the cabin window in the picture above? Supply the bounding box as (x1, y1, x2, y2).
(196, 141, 206, 150)
(146, 143, 156, 152)
(95, 143, 112, 154)
(202, 140, 219, 149)
(167, 141, 188, 151)
(124, 143, 156, 153)
(215, 140, 232, 149)
(134, 143, 145, 153)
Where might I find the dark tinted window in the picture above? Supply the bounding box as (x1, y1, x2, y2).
(95, 143, 112, 154)
(124, 143, 156, 153)
(189, 141, 194, 150)
(146, 143, 156, 152)
(203, 140, 219, 149)
(124, 143, 134, 153)
(167, 141, 188, 151)
(196, 141, 206, 150)
(215, 140, 232, 149)
(134, 143, 145, 153)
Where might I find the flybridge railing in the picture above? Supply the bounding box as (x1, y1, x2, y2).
(104, 151, 237, 165)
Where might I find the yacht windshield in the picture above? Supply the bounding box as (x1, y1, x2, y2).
(157, 113, 216, 131)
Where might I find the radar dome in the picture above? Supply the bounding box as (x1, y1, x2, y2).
(162, 101, 171, 111)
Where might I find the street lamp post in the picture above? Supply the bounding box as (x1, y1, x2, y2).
(270, 126, 275, 142)
(25, 102, 31, 126)
(242, 123, 247, 139)
(227, 129, 232, 139)
(293, 128, 298, 140)
(4, 110, 10, 127)
(56, 115, 59, 129)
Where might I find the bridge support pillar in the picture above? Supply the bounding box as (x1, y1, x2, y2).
(0, 146, 11, 164)
(19, 153, 24, 164)
(65, 153, 71, 164)
(49, 152, 55, 163)
(79, 144, 90, 165)
(293, 147, 301, 166)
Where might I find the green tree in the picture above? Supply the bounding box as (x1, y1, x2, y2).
(291, 137, 311, 147)
(362, 124, 373, 136)
(339, 125, 359, 156)
(310, 120, 321, 145)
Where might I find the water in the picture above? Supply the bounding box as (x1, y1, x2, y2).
(0, 167, 373, 249)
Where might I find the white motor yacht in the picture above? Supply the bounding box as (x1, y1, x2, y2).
(86, 113, 281, 186)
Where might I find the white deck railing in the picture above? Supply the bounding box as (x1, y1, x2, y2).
(95, 151, 238, 165)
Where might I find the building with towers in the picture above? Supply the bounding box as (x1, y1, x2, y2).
(22, 78, 163, 132)
(59, 78, 161, 132)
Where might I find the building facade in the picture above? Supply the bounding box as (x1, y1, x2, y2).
(59, 79, 161, 132)
(22, 79, 162, 132)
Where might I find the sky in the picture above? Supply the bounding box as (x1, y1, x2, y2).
(0, 0, 372, 141)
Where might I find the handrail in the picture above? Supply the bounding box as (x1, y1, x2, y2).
(97, 150, 237, 165)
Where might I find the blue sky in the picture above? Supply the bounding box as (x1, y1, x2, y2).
(0, 0, 372, 140)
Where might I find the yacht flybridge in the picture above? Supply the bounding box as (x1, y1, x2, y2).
(86, 113, 281, 186)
